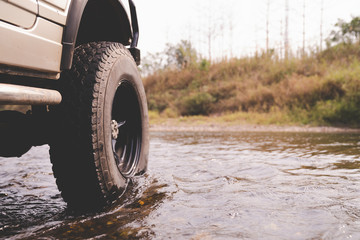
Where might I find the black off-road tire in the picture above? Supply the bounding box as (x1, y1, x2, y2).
(49, 42, 149, 210)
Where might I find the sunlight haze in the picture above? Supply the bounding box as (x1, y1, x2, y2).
(136, 0, 360, 59)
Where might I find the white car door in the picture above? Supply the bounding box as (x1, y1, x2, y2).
(0, 0, 71, 78)
(0, 0, 38, 29)
(38, 0, 70, 25)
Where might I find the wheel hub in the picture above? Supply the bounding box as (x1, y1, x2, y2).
(110, 120, 119, 139)
(110, 120, 126, 140)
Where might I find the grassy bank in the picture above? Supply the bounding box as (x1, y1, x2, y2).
(144, 43, 360, 128)
(148, 111, 360, 133)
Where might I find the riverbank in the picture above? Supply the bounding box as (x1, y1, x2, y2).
(144, 43, 360, 128)
(149, 117, 360, 133)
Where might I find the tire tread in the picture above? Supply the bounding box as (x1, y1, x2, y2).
(49, 42, 135, 209)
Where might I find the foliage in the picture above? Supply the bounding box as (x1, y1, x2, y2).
(328, 16, 360, 45)
(179, 92, 215, 116)
(143, 42, 360, 127)
(165, 40, 198, 69)
(140, 52, 166, 76)
(199, 59, 210, 71)
(311, 99, 360, 126)
(143, 16, 360, 128)
(140, 40, 198, 76)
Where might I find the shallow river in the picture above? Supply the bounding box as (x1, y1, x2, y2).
(1, 131, 360, 239)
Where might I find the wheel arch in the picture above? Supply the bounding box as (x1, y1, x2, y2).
(60, 0, 132, 70)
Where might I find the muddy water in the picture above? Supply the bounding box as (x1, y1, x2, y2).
(1, 131, 360, 239)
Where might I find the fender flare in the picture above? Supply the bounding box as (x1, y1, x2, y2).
(60, 0, 135, 70)
(60, 0, 88, 70)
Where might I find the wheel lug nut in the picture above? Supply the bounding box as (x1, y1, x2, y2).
(111, 120, 119, 139)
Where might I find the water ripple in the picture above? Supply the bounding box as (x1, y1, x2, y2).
(1, 131, 360, 239)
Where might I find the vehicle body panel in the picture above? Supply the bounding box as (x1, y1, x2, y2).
(0, 0, 68, 76)
(0, 0, 134, 79)
(0, 18, 63, 75)
(0, 0, 38, 29)
(40, 0, 68, 10)
(38, 0, 70, 25)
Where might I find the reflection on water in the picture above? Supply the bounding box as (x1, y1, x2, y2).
(1, 131, 360, 239)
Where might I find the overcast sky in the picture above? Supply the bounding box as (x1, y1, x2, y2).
(135, 0, 360, 60)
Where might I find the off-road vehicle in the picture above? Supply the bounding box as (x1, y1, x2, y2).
(0, 0, 149, 210)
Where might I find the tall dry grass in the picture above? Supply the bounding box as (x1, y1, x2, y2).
(143, 43, 360, 127)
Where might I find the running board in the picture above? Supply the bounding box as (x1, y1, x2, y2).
(0, 83, 62, 105)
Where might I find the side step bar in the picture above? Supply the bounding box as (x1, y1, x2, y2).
(0, 83, 62, 105)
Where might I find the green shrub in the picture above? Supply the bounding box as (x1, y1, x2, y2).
(179, 92, 215, 116)
(161, 107, 179, 118)
(147, 96, 168, 112)
(199, 59, 210, 71)
(312, 99, 360, 126)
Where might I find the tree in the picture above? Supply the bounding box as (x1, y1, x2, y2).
(329, 16, 360, 44)
(164, 40, 198, 69)
(140, 40, 198, 76)
(140, 52, 166, 76)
